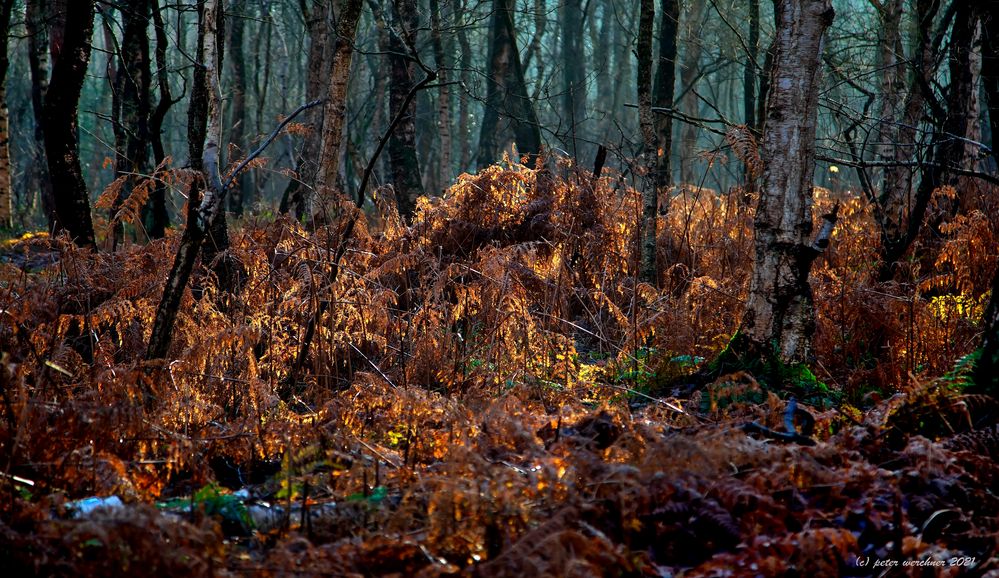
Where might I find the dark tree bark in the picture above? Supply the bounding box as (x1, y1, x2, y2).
(878, 0, 977, 280)
(872, 0, 939, 281)
(983, 1, 999, 167)
(973, 0, 999, 395)
(149, 0, 226, 360)
(456, 0, 472, 172)
(0, 0, 14, 227)
(146, 0, 177, 239)
(653, 0, 678, 210)
(523, 0, 546, 97)
(26, 0, 55, 231)
(188, 1, 210, 176)
(637, 0, 677, 284)
(226, 0, 249, 216)
(744, 0, 759, 132)
(252, 0, 273, 189)
(735, 0, 835, 366)
(42, 0, 97, 249)
(429, 0, 451, 191)
(637, 0, 656, 282)
(592, 0, 612, 136)
(924, 2, 981, 225)
(111, 0, 153, 250)
(382, 0, 424, 218)
(561, 0, 586, 156)
(280, 0, 328, 219)
(678, 0, 705, 185)
(476, 0, 542, 168)
(611, 2, 637, 139)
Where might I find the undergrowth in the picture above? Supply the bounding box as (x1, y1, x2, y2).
(0, 158, 997, 576)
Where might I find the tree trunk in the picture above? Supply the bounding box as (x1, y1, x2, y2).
(871, 0, 906, 225)
(227, 0, 249, 216)
(146, 0, 175, 239)
(456, 0, 472, 172)
(638, 0, 678, 283)
(148, 0, 226, 360)
(523, 0, 546, 98)
(561, 0, 586, 157)
(611, 2, 636, 139)
(876, 0, 980, 281)
(26, 0, 55, 231)
(737, 0, 834, 366)
(678, 0, 705, 185)
(744, 0, 759, 132)
(926, 2, 981, 225)
(476, 0, 542, 168)
(252, 0, 273, 201)
(983, 1, 999, 168)
(280, 0, 328, 220)
(196, 1, 241, 295)
(316, 0, 363, 203)
(111, 0, 153, 250)
(637, 0, 657, 283)
(592, 0, 612, 137)
(0, 0, 13, 228)
(973, 0, 999, 395)
(874, 0, 939, 281)
(381, 0, 424, 218)
(42, 0, 97, 249)
(653, 0, 678, 214)
(430, 0, 451, 192)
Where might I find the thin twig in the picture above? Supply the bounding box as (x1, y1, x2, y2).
(222, 98, 325, 192)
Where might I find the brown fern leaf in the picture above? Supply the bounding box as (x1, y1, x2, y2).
(724, 124, 762, 178)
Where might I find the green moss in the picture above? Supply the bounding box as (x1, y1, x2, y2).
(702, 331, 839, 408)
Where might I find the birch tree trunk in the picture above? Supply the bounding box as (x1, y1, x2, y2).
(737, 0, 835, 365)
(316, 0, 363, 202)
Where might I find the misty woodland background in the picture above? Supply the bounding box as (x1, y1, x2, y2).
(1, 0, 999, 575)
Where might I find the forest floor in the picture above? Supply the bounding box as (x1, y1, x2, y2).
(1, 161, 998, 576)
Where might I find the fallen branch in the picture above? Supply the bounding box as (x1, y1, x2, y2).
(743, 398, 816, 446)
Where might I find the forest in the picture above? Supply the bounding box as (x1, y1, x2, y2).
(1, 0, 999, 575)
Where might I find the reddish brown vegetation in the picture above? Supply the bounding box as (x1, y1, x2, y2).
(1, 160, 997, 575)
